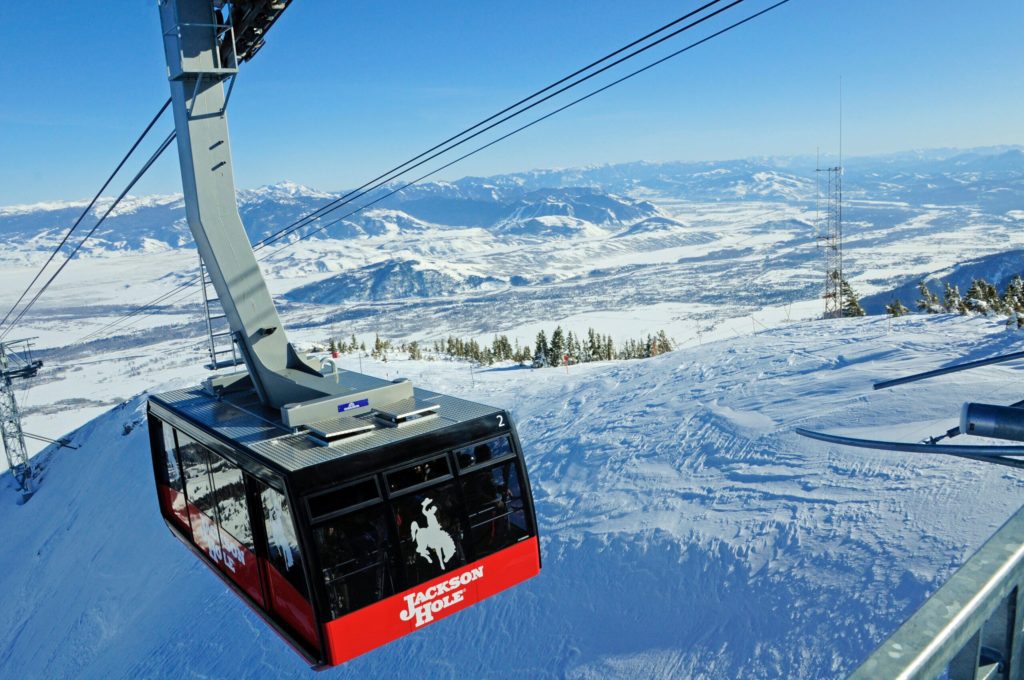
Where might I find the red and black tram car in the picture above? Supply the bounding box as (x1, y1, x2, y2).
(147, 382, 541, 667)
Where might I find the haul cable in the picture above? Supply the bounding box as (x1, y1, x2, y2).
(77, 0, 794, 344)
(0, 99, 172, 336)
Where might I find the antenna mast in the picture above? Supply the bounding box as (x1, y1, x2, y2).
(815, 78, 844, 319)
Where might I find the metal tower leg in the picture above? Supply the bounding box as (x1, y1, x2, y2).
(0, 345, 34, 498)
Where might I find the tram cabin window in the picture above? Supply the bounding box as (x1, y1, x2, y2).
(177, 433, 224, 561)
(208, 452, 254, 551)
(308, 478, 379, 521)
(259, 483, 317, 645)
(385, 455, 451, 493)
(261, 486, 308, 595)
(454, 435, 513, 470)
(461, 460, 530, 558)
(392, 481, 467, 586)
(313, 503, 395, 619)
(154, 421, 189, 533)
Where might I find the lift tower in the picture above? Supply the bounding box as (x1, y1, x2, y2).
(0, 339, 42, 498)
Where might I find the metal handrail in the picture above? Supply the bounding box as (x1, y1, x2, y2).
(850, 503, 1024, 679)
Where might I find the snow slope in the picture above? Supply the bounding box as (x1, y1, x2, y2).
(2, 314, 1023, 678)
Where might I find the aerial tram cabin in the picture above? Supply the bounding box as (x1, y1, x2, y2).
(144, 0, 541, 667)
(148, 375, 540, 666)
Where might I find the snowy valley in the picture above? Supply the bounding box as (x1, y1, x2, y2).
(0, 147, 1023, 678)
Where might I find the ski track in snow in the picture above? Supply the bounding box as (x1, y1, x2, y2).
(1, 315, 1023, 678)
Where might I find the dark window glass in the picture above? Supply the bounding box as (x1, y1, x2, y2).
(313, 504, 395, 619)
(161, 425, 184, 493)
(261, 486, 309, 597)
(152, 421, 189, 534)
(461, 461, 530, 559)
(386, 455, 451, 494)
(257, 483, 317, 646)
(206, 451, 264, 605)
(454, 436, 513, 470)
(308, 478, 379, 520)
(178, 433, 223, 560)
(392, 482, 467, 587)
(207, 451, 254, 551)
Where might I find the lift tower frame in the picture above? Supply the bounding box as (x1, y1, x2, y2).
(816, 164, 843, 318)
(0, 339, 42, 497)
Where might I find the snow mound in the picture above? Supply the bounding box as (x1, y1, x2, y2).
(1, 315, 1023, 678)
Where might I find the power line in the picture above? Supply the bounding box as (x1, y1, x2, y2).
(77, 1, 743, 343)
(77, 0, 793, 344)
(3, 131, 177, 340)
(0, 99, 172, 335)
(245, 0, 732, 251)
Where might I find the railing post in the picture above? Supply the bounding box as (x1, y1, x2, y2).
(1011, 586, 1024, 679)
(848, 504, 1024, 679)
(949, 629, 981, 680)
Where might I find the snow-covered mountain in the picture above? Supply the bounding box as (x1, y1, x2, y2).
(861, 249, 1024, 314)
(285, 258, 504, 303)
(4, 146, 1020, 252)
(1, 314, 1022, 678)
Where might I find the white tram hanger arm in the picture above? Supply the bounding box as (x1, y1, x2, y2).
(158, 0, 412, 427)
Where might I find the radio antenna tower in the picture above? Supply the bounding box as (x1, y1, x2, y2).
(816, 163, 843, 317)
(0, 338, 42, 499)
(816, 78, 844, 318)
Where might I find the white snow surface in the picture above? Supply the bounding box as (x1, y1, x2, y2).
(2, 314, 1023, 678)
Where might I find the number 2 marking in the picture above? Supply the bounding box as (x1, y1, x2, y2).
(497, 415, 505, 427)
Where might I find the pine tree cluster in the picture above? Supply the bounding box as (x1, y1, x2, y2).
(532, 326, 672, 366)
(326, 333, 366, 354)
(432, 334, 532, 365)
(898, 275, 1024, 327)
(321, 326, 676, 367)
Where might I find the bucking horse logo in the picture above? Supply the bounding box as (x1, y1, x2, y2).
(411, 497, 456, 567)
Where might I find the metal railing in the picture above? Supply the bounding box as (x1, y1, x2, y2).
(850, 504, 1024, 679)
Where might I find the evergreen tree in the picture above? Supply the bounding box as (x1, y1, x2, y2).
(885, 299, 910, 317)
(840, 278, 865, 317)
(585, 328, 600, 362)
(549, 326, 565, 366)
(328, 337, 337, 352)
(534, 330, 549, 365)
(565, 331, 578, 363)
(916, 280, 941, 313)
(964, 278, 995, 314)
(943, 282, 966, 314)
(1003, 275, 1024, 315)
(408, 341, 422, 360)
(982, 279, 1003, 313)
(656, 330, 672, 354)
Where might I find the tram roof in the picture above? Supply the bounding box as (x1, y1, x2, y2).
(149, 381, 504, 475)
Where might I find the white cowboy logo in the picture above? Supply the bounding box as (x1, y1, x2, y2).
(411, 497, 456, 567)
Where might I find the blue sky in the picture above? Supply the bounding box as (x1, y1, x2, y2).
(0, 0, 1021, 204)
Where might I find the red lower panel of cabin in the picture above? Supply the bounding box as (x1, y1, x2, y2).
(263, 557, 319, 647)
(323, 536, 541, 666)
